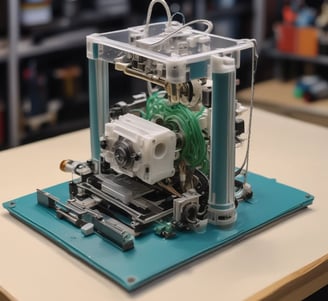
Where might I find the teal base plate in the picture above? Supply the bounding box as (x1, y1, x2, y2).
(3, 172, 313, 291)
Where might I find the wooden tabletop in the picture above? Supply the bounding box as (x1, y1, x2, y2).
(1, 108, 328, 300)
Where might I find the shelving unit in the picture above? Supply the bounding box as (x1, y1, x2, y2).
(3, 0, 131, 149)
(1, 28, 96, 62)
(263, 44, 328, 65)
(261, 39, 328, 80)
(7, 0, 20, 148)
(193, 0, 257, 39)
(1, 0, 257, 149)
(249, 1, 328, 125)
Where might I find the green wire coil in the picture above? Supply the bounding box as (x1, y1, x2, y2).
(144, 92, 208, 173)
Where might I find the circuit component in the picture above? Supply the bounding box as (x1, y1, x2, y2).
(154, 221, 176, 238)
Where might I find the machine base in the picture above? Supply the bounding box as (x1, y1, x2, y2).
(3, 172, 313, 291)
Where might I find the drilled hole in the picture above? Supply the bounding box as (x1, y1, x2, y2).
(127, 276, 136, 283)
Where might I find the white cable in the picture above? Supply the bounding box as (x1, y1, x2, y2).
(150, 19, 213, 47)
(171, 11, 186, 24)
(147, 81, 153, 96)
(243, 39, 258, 184)
(144, 0, 213, 48)
(145, 0, 172, 37)
(234, 39, 258, 182)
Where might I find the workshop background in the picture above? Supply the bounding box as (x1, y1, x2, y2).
(0, 0, 327, 150)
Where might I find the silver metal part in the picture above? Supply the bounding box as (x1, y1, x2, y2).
(166, 80, 202, 107)
(173, 189, 200, 227)
(60, 160, 92, 176)
(37, 189, 58, 208)
(115, 62, 166, 88)
(77, 181, 173, 225)
(68, 197, 100, 210)
(37, 189, 134, 250)
(93, 217, 134, 251)
(99, 174, 153, 205)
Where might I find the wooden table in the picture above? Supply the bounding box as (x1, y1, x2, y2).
(1, 108, 328, 300)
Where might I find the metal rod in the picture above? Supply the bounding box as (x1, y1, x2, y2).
(8, 0, 20, 147)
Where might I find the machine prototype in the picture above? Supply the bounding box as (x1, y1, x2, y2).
(37, 0, 257, 251)
(4, 0, 313, 290)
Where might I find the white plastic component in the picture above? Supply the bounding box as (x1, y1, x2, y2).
(211, 55, 236, 74)
(81, 223, 94, 236)
(104, 113, 176, 185)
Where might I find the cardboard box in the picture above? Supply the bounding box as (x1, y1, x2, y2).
(275, 23, 318, 57)
(295, 27, 318, 57)
(275, 23, 297, 53)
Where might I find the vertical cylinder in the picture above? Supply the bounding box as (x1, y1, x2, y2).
(8, 0, 20, 147)
(88, 59, 100, 162)
(208, 55, 237, 226)
(96, 60, 109, 140)
(88, 57, 109, 165)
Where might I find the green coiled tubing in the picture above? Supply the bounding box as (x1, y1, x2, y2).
(143, 92, 208, 173)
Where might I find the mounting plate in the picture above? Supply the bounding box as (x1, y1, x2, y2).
(3, 172, 313, 291)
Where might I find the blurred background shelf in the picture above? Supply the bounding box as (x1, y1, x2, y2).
(1, 0, 132, 149)
(260, 39, 328, 82)
(0, 0, 259, 149)
(262, 39, 328, 66)
(5, 1, 326, 149)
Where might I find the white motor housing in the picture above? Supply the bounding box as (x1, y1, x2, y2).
(103, 113, 176, 185)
